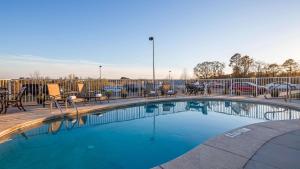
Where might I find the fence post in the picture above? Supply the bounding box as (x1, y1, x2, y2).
(288, 76, 291, 101)
(255, 78, 258, 97)
(230, 79, 233, 96)
(8, 80, 12, 100)
(88, 80, 91, 100)
(115, 80, 117, 99)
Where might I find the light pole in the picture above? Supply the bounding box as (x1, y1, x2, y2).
(99, 65, 102, 79)
(149, 37, 155, 91)
(169, 70, 171, 81)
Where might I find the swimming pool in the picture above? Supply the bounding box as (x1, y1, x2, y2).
(0, 100, 299, 169)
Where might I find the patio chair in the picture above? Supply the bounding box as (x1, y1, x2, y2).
(166, 90, 177, 97)
(2, 87, 27, 113)
(76, 83, 109, 103)
(47, 83, 69, 111)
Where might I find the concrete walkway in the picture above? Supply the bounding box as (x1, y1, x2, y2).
(155, 120, 300, 169)
(245, 129, 300, 169)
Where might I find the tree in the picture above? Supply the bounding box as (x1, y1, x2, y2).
(229, 53, 242, 77)
(239, 55, 254, 76)
(229, 53, 254, 77)
(194, 61, 225, 79)
(252, 61, 267, 77)
(211, 61, 225, 77)
(267, 64, 280, 77)
(282, 59, 299, 76)
(29, 71, 42, 79)
(66, 74, 79, 80)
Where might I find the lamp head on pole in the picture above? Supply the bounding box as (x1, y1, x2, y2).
(149, 37, 154, 41)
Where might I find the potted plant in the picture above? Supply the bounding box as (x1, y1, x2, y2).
(121, 89, 128, 98)
(105, 90, 113, 99)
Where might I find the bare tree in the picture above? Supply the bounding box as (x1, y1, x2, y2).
(251, 61, 266, 77)
(267, 64, 280, 77)
(229, 53, 254, 77)
(212, 61, 225, 77)
(66, 74, 78, 80)
(194, 61, 225, 79)
(282, 59, 299, 76)
(229, 53, 242, 77)
(30, 71, 42, 79)
(240, 55, 254, 76)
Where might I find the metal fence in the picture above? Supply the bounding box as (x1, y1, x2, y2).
(195, 77, 300, 99)
(0, 77, 300, 105)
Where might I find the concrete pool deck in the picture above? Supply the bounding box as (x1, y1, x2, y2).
(154, 120, 300, 169)
(1, 96, 300, 169)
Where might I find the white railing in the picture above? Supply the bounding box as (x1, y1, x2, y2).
(0, 77, 300, 105)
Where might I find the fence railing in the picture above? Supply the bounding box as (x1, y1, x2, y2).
(0, 77, 300, 105)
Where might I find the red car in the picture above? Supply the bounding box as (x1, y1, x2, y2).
(231, 82, 266, 95)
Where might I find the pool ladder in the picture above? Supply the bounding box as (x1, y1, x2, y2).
(48, 98, 80, 133)
(52, 100, 64, 114)
(51, 98, 79, 117)
(68, 98, 79, 117)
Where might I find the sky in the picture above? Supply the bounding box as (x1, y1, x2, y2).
(0, 0, 300, 79)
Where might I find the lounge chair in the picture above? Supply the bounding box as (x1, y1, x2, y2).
(76, 83, 109, 103)
(47, 83, 73, 112)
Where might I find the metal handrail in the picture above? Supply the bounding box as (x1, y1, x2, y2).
(264, 109, 288, 120)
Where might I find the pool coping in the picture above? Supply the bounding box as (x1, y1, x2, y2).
(1, 96, 300, 169)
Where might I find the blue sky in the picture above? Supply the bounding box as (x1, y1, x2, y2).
(1, 0, 300, 79)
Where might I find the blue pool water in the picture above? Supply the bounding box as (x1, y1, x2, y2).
(0, 100, 299, 169)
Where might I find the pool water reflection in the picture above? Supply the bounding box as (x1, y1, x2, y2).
(0, 100, 299, 169)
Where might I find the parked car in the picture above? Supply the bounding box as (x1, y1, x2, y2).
(231, 82, 266, 95)
(103, 86, 123, 93)
(265, 82, 297, 91)
(208, 81, 224, 88)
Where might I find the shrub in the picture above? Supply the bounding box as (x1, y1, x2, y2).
(105, 90, 113, 99)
